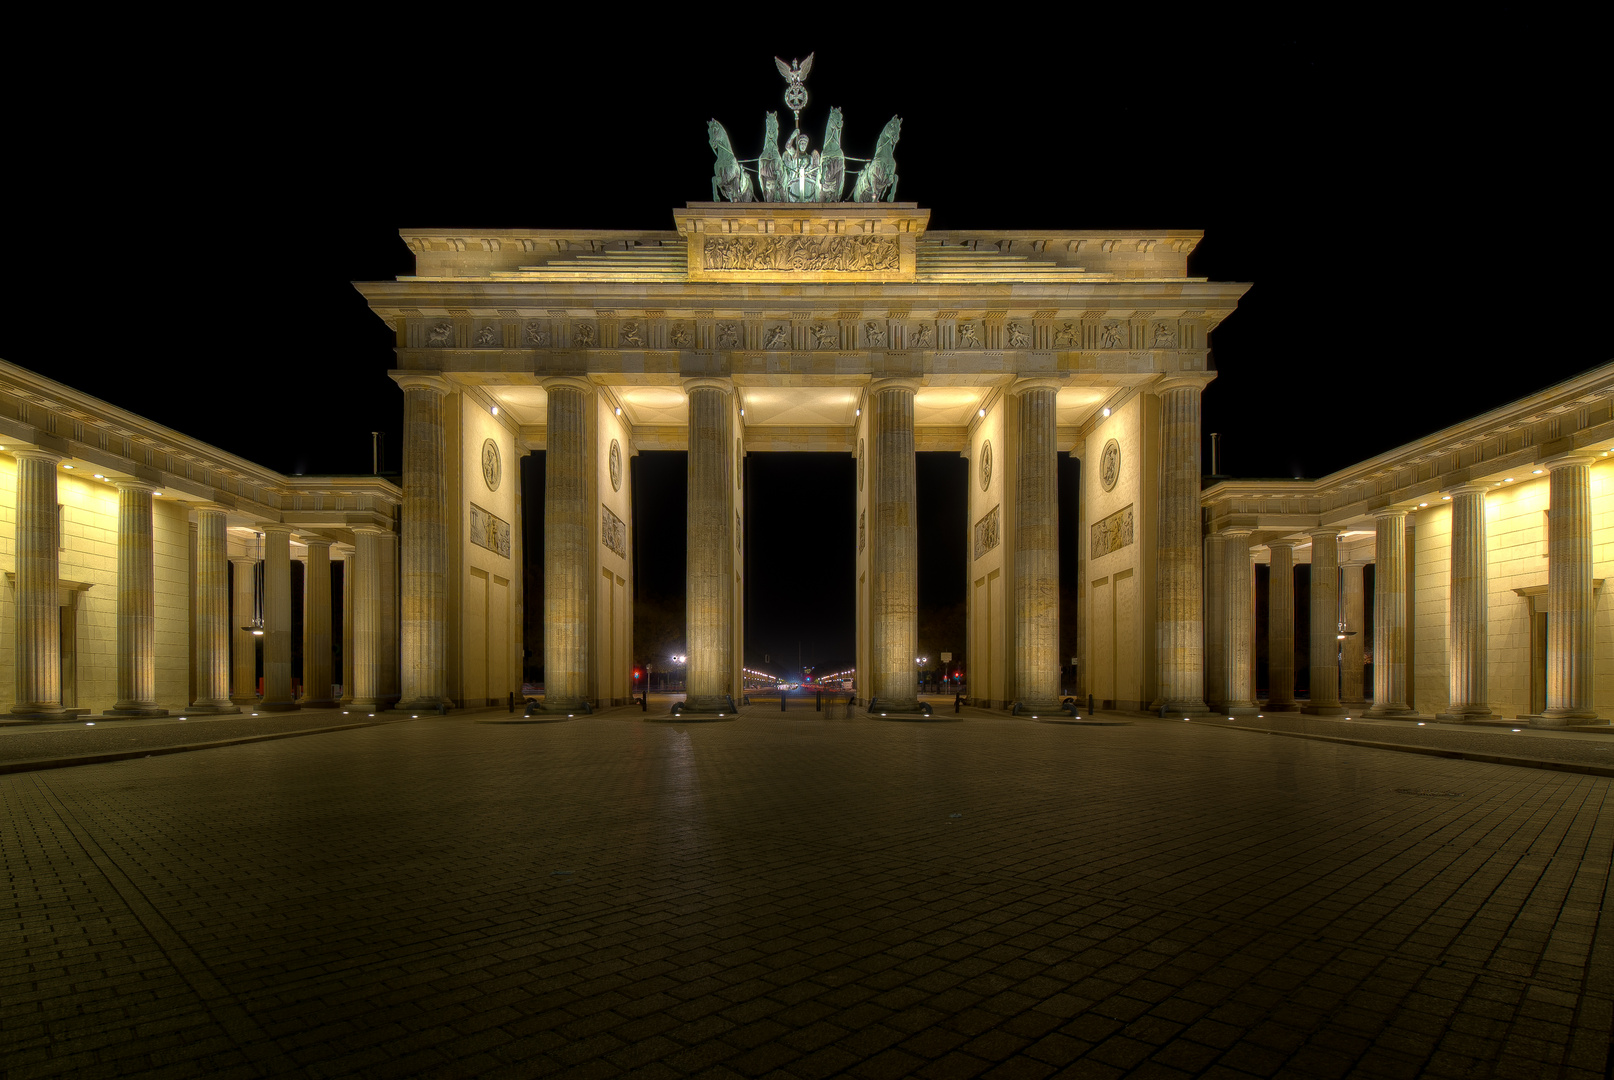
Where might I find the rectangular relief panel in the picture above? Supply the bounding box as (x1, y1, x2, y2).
(469, 503, 511, 559)
(973, 505, 1000, 561)
(1090, 504, 1135, 559)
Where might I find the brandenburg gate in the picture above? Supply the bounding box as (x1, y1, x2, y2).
(356, 203, 1248, 716)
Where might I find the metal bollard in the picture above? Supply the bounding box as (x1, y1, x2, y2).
(508, 691, 515, 714)
(816, 689, 822, 712)
(641, 693, 648, 712)
(955, 692, 963, 714)
(781, 688, 787, 712)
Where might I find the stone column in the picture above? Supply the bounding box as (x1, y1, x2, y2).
(300, 538, 335, 708)
(349, 528, 383, 710)
(258, 524, 297, 711)
(189, 507, 240, 714)
(1440, 483, 1493, 721)
(542, 377, 594, 710)
(395, 373, 450, 711)
(379, 531, 400, 706)
(1340, 560, 1367, 711)
(231, 554, 258, 705)
(1540, 453, 1599, 724)
(1154, 375, 1211, 715)
(338, 548, 354, 705)
(1303, 529, 1343, 715)
(105, 482, 168, 716)
(1204, 532, 1228, 709)
(10, 449, 68, 718)
(685, 377, 735, 712)
(1012, 378, 1062, 712)
(869, 378, 920, 712)
(1367, 508, 1412, 715)
(1223, 528, 1258, 712)
(1266, 540, 1298, 711)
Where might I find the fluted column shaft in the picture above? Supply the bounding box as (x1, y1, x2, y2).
(106, 482, 166, 715)
(231, 556, 258, 704)
(870, 380, 919, 710)
(350, 528, 383, 709)
(259, 524, 296, 711)
(380, 532, 400, 704)
(543, 379, 592, 709)
(1368, 509, 1411, 715)
(686, 380, 734, 710)
(1544, 455, 1598, 722)
(190, 508, 239, 713)
(1155, 377, 1209, 713)
(1204, 533, 1228, 709)
(301, 539, 335, 707)
(1304, 530, 1343, 714)
(1340, 561, 1366, 709)
(11, 450, 67, 717)
(1223, 529, 1257, 710)
(1442, 484, 1492, 720)
(397, 374, 449, 709)
(1013, 381, 1061, 710)
(1267, 540, 1298, 710)
(339, 550, 354, 705)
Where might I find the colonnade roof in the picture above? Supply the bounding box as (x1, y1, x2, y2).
(0, 358, 399, 549)
(1204, 359, 1614, 548)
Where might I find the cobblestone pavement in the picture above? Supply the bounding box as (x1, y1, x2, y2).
(3, 711, 1610, 1079)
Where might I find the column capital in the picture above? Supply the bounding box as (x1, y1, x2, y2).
(868, 377, 921, 395)
(1341, 558, 1368, 568)
(1541, 451, 1600, 471)
(1009, 376, 1064, 396)
(301, 536, 334, 551)
(11, 447, 65, 464)
(228, 554, 257, 565)
(257, 521, 294, 536)
(542, 375, 596, 395)
(391, 372, 451, 394)
(1266, 537, 1299, 552)
(1372, 505, 1410, 520)
(1153, 372, 1215, 395)
(681, 376, 733, 395)
(350, 524, 390, 538)
(190, 502, 232, 518)
(1446, 481, 1492, 498)
(1307, 527, 1341, 541)
(1220, 526, 1255, 540)
(113, 479, 159, 494)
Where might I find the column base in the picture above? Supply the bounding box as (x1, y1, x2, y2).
(1214, 703, 1262, 716)
(397, 697, 452, 713)
(300, 698, 338, 710)
(230, 695, 259, 707)
(184, 703, 242, 715)
(1341, 700, 1368, 712)
(1365, 704, 1417, 717)
(1157, 700, 1212, 718)
(1262, 700, 1301, 712)
(868, 698, 937, 719)
(347, 699, 386, 712)
(1302, 703, 1347, 716)
(1518, 712, 1604, 729)
(256, 701, 299, 713)
(681, 695, 734, 714)
(10, 705, 72, 720)
(103, 705, 169, 718)
(1435, 707, 1493, 723)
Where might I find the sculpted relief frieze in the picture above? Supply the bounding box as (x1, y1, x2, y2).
(973, 505, 1000, 561)
(469, 503, 511, 559)
(702, 235, 899, 273)
(1091, 505, 1135, 559)
(602, 504, 627, 559)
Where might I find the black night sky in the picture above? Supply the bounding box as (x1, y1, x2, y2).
(4, 17, 1607, 679)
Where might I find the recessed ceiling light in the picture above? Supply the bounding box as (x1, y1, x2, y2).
(978, 408, 986, 417)
(490, 405, 498, 416)
(1533, 469, 1543, 474)
(615, 406, 622, 416)
(1504, 477, 1514, 482)
(1102, 407, 1111, 417)
(93, 474, 104, 479)
(1419, 502, 1428, 507)
(1442, 495, 1451, 500)
(63, 464, 74, 469)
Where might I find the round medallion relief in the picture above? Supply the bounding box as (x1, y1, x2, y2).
(609, 439, 622, 492)
(480, 438, 501, 492)
(1100, 438, 1121, 492)
(979, 439, 993, 491)
(857, 438, 865, 492)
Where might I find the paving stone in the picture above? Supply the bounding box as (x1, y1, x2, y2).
(1, 711, 1609, 1077)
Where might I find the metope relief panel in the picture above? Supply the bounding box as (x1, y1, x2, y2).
(469, 503, 512, 559)
(973, 505, 1000, 561)
(1090, 505, 1135, 559)
(602, 504, 628, 559)
(702, 235, 898, 272)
